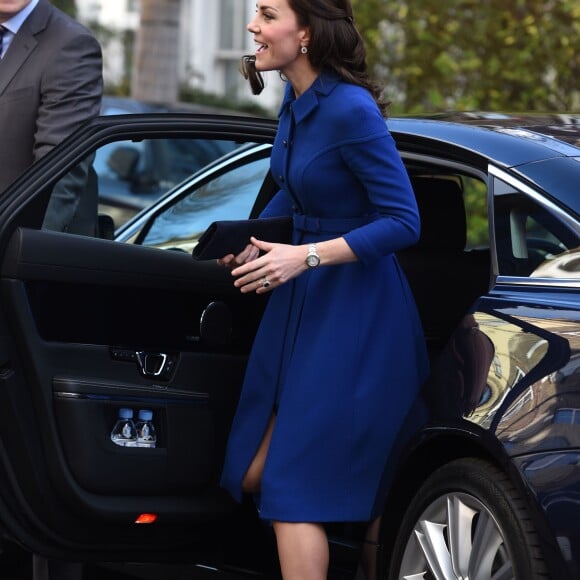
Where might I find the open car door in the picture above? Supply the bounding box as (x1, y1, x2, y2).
(0, 114, 278, 567)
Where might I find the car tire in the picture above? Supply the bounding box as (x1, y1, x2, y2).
(387, 458, 548, 580)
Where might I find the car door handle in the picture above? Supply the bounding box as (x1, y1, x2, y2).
(136, 351, 173, 379)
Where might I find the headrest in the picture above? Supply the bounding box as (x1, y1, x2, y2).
(410, 176, 467, 250)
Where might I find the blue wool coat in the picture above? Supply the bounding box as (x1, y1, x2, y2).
(220, 71, 429, 522)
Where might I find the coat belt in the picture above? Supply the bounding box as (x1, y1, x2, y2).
(292, 214, 374, 234)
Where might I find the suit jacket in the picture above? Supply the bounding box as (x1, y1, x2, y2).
(0, 0, 103, 233)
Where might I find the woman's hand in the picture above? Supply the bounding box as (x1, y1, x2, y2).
(231, 237, 307, 294)
(224, 236, 356, 293)
(217, 243, 260, 269)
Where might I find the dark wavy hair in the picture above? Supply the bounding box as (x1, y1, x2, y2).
(240, 0, 388, 115)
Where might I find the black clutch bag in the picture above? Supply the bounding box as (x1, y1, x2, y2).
(192, 217, 293, 260)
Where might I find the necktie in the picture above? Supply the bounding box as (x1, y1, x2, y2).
(0, 25, 5, 59)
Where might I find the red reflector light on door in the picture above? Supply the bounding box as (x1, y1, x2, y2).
(135, 513, 158, 524)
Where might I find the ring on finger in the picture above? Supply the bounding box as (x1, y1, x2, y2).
(262, 276, 271, 288)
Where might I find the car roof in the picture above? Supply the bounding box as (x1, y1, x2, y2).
(387, 116, 580, 169)
(408, 112, 580, 145)
(387, 116, 580, 216)
(101, 95, 241, 116)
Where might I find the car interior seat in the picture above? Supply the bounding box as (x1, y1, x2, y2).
(397, 176, 491, 351)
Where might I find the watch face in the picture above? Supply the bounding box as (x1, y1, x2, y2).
(306, 254, 320, 267)
(306, 244, 320, 268)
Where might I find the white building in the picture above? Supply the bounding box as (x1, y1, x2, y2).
(184, 0, 283, 112)
(76, 0, 284, 114)
(76, 0, 140, 88)
(77, 0, 140, 27)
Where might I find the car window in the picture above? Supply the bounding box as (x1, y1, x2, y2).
(44, 137, 247, 237)
(463, 175, 489, 250)
(404, 167, 489, 252)
(493, 176, 580, 278)
(136, 155, 271, 252)
(93, 137, 239, 224)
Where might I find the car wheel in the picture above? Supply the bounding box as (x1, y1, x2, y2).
(387, 458, 547, 580)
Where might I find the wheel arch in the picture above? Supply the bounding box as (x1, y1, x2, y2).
(378, 426, 540, 563)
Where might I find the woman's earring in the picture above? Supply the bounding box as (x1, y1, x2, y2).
(300, 45, 308, 54)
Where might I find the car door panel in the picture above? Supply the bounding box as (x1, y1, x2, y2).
(0, 226, 266, 556)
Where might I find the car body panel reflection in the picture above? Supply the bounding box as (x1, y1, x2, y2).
(425, 305, 579, 457)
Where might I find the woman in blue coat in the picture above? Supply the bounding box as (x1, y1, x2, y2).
(219, 0, 429, 577)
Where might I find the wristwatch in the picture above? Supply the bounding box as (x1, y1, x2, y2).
(305, 244, 320, 268)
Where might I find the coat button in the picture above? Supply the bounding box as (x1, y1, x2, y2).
(283, 139, 288, 147)
(279, 175, 285, 182)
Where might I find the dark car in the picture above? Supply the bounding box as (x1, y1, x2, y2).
(0, 112, 578, 580)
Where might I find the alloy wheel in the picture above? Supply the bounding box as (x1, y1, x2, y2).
(398, 491, 513, 580)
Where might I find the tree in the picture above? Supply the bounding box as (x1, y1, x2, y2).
(352, 0, 579, 113)
(131, 0, 181, 104)
(51, 0, 77, 18)
(351, 0, 387, 81)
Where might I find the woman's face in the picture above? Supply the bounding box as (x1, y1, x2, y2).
(247, 0, 309, 75)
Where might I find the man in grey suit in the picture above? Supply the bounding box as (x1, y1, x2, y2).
(1, 3, 102, 576)
(0, 0, 102, 234)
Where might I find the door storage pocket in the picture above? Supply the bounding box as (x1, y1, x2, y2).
(53, 384, 215, 495)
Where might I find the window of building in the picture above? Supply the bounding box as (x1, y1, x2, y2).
(219, 0, 246, 51)
(217, 0, 249, 98)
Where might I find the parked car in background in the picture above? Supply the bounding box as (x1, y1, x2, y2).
(0, 112, 578, 579)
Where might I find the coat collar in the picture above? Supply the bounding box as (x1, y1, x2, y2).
(278, 69, 342, 124)
(0, 0, 51, 96)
